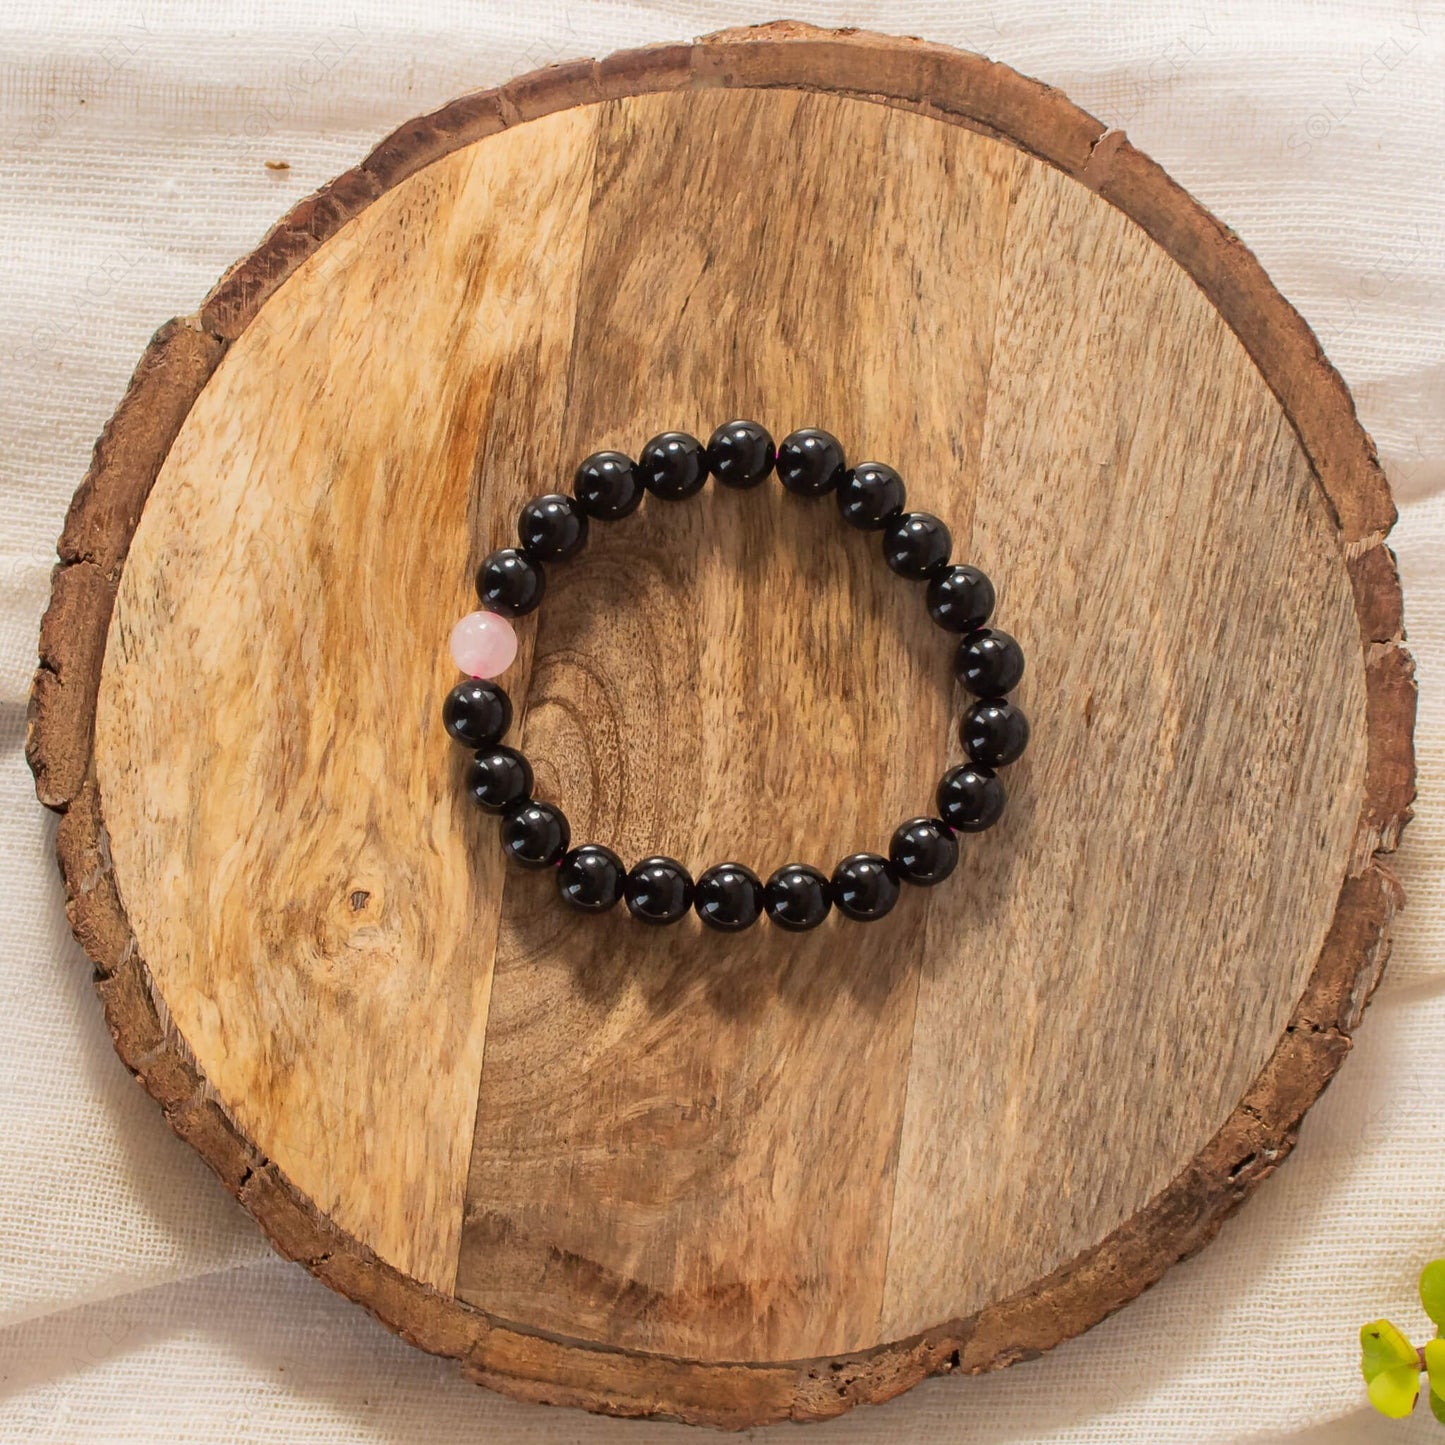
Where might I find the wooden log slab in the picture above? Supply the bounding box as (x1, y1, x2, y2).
(26, 21, 1416, 1428)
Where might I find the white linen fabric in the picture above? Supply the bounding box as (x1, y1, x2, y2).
(0, 2, 1441, 1440)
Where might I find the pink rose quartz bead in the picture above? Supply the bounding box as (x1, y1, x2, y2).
(449, 610, 517, 679)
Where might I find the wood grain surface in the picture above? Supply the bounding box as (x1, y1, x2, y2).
(30, 23, 1414, 1427)
(94, 109, 599, 1291)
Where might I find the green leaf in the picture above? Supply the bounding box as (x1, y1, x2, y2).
(1369, 1366, 1421, 1419)
(1364, 1319, 1421, 1379)
(1431, 1388, 1445, 1427)
(1422, 1261, 1445, 1330)
(1425, 1338, 1445, 1398)
(1363, 1321, 1420, 1419)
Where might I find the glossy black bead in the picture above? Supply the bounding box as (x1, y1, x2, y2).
(442, 679, 512, 748)
(882, 511, 952, 580)
(954, 627, 1025, 697)
(936, 763, 1006, 832)
(962, 700, 1031, 768)
(465, 746, 533, 813)
(831, 852, 900, 921)
(476, 547, 544, 617)
(889, 817, 959, 886)
(776, 428, 847, 496)
(837, 462, 906, 530)
(557, 845, 625, 912)
(763, 864, 832, 931)
(926, 564, 995, 633)
(694, 862, 765, 931)
(638, 431, 708, 500)
(500, 800, 570, 869)
(573, 450, 643, 520)
(624, 855, 694, 926)
(705, 419, 775, 488)
(518, 493, 588, 563)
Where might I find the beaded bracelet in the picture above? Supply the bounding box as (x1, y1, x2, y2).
(442, 421, 1029, 932)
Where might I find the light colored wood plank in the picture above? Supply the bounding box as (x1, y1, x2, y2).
(881, 159, 1369, 1335)
(92, 108, 599, 1291)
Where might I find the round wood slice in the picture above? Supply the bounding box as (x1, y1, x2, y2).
(27, 21, 1416, 1428)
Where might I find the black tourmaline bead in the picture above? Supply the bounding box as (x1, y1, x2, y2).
(500, 800, 570, 868)
(961, 700, 1030, 768)
(705, 419, 775, 488)
(442, 679, 511, 748)
(954, 627, 1025, 697)
(694, 862, 765, 931)
(936, 763, 1006, 832)
(573, 450, 643, 520)
(638, 431, 708, 500)
(837, 462, 906, 530)
(476, 547, 544, 617)
(831, 852, 900, 921)
(882, 512, 952, 581)
(926, 564, 995, 633)
(889, 817, 959, 886)
(763, 863, 832, 931)
(776, 428, 847, 496)
(624, 855, 695, 925)
(557, 844, 625, 912)
(465, 746, 533, 813)
(518, 493, 588, 563)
